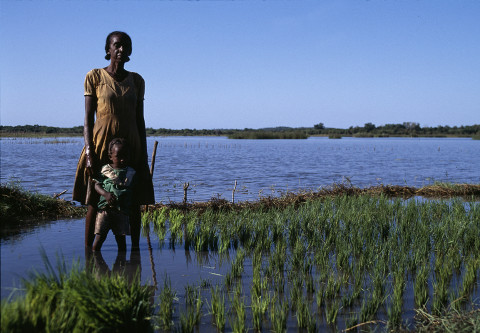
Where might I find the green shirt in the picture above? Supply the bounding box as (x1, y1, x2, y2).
(94, 164, 136, 215)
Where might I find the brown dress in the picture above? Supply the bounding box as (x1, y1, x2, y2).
(73, 68, 154, 205)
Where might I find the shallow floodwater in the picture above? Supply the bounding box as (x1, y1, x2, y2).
(1, 218, 229, 304)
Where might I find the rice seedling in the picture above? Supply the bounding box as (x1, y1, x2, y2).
(388, 270, 406, 328)
(324, 273, 341, 300)
(269, 298, 289, 333)
(296, 296, 316, 331)
(168, 209, 184, 246)
(251, 290, 269, 331)
(414, 266, 430, 309)
(359, 295, 382, 323)
(157, 276, 176, 330)
(325, 298, 341, 325)
(209, 285, 225, 331)
(460, 257, 478, 300)
(230, 247, 245, 279)
(179, 285, 203, 332)
(229, 283, 246, 333)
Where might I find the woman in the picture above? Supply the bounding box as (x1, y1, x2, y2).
(73, 31, 155, 249)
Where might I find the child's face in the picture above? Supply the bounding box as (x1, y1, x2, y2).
(110, 144, 128, 168)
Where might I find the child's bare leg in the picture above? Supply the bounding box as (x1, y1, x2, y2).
(92, 234, 107, 252)
(115, 235, 127, 252)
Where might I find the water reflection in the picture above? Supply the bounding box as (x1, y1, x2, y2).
(85, 249, 142, 284)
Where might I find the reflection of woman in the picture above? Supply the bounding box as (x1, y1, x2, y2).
(88, 250, 142, 283)
(73, 31, 154, 249)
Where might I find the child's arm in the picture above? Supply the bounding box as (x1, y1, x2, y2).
(94, 182, 117, 205)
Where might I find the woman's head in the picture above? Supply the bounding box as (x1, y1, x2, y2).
(108, 138, 129, 168)
(105, 31, 132, 62)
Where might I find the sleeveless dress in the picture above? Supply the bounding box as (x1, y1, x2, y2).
(73, 68, 154, 205)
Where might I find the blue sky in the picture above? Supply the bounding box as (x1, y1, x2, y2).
(1, 1, 479, 129)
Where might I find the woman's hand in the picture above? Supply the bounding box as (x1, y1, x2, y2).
(85, 153, 95, 177)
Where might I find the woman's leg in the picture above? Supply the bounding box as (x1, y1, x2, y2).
(115, 235, 127, 252)
(92, 234, 106, 252)
(130, 205, 141, 250)
(85, 204, 97, 248)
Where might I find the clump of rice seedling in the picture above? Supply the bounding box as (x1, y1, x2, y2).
(168, 209, 184, 246)
(414, 263, 430, 308)
(296, 297, 316, 331)
(179, 285, 203, 333)
(388, 270, 406, 328)
(157, 276, 176, 330)
(325, 299, 341, 325)
(269, 298, 289, 333)
(229, 283, 246, 333)
(230, 247, 245, 279)
(209, 285, 225, 331)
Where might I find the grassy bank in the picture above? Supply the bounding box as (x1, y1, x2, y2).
(0, 183, 85, 221)
(157, 182, 480, 214)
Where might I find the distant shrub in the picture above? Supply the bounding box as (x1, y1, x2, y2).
(228, 131, 308, 139)
(328, 134, 342, 139)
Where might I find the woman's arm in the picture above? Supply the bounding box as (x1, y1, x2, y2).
(84, 95, 97, 177)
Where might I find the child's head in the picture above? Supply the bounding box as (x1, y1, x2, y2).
(108, 138, 129, 168)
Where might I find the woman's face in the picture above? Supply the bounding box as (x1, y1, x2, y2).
(107, 35, 131, 63)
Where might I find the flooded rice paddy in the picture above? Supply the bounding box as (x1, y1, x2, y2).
(1, 136, 479, 330)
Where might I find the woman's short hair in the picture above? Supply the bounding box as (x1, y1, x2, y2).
(104, 31, 132, 61)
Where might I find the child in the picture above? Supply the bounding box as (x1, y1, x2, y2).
(92, 138, 136, 252)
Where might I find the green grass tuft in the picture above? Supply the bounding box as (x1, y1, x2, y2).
(1, 254, 154, 332)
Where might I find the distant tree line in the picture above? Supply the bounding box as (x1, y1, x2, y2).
(0, 125, 84, 136)
(1, 123, 479, 138)
(309, 122, 480, 138)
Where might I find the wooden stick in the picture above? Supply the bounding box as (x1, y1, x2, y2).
(146, 140, 159, 289)
(232, 180, 237, 204)
(53, 189, 67, 199)
(150, 141, 158, 176)
(183, 182, 190, 204)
